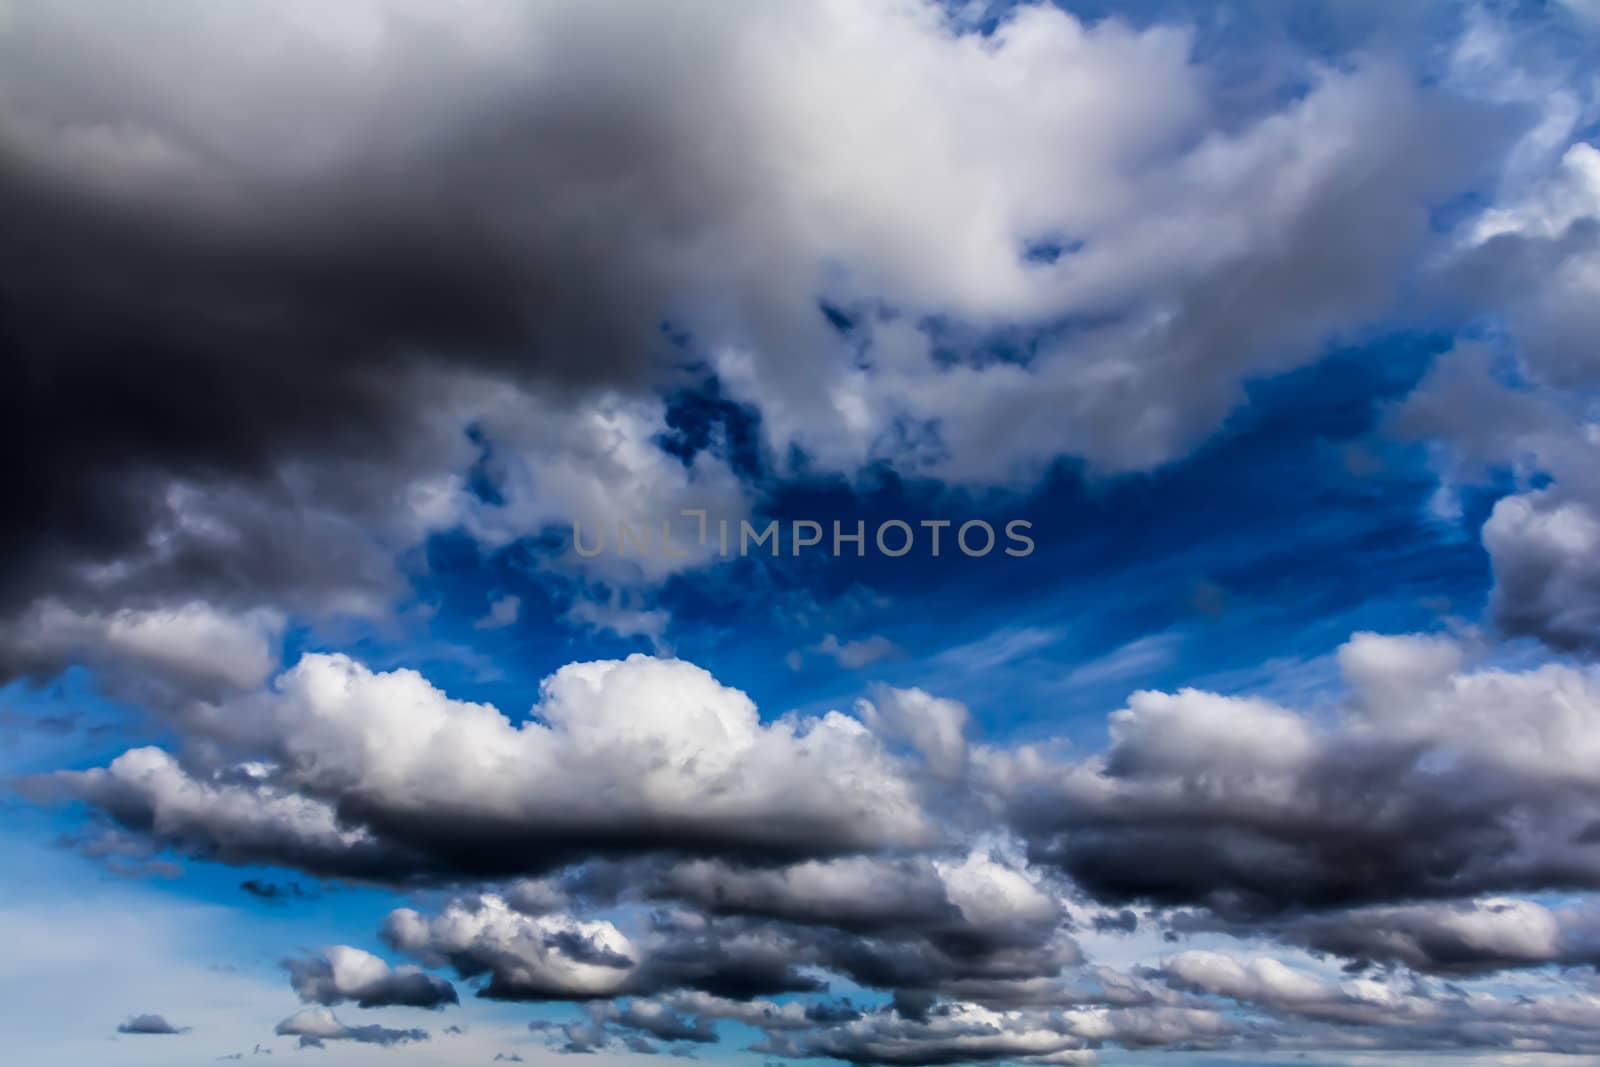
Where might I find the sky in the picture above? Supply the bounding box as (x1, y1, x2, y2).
(11, 0, 1600, 1064)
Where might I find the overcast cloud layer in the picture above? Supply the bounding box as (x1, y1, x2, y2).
(10, 2, 1600, 1065)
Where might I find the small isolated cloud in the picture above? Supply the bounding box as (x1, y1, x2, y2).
(240, 878, 308, 903)
(474, 595, 522, 631)
(565, 589, 670, 650)
(817, 633, 901, 670)
(285, 946, 457, 1009)
(275, 1007, 428, 1049)
(117, 1013, 189, 1035)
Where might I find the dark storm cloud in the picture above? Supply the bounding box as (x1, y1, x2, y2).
(1012, 743, 1600, 917)
(0, 0, 771, 658)
(117, 1013, 189, 1035)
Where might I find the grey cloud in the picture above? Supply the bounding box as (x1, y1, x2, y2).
(1145, 948, 1600, 1055)
(274, 1007, 428, 1049)
(1175, 897, 1600, 976)
(240, 878, 308, 903)
(590, 1001, 717, 1045)
(0, 0, 1510, 685)
(994, 632, 1600, 915)
(377, 846, 1079, 1010)
(117, 1013, 189, 1035)
(284, 946, 458, 1009)
(1091, 910, 1139, 935)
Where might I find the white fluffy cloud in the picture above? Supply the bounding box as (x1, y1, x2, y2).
(385, 896, 639, 1000)
(38, 651, 934, 880)
(284, 944, 458, 1009)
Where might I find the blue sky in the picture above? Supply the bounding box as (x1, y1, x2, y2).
(9, 1, 1600, 1065)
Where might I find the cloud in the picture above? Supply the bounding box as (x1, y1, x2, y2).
(855, 686, 970, 780)
(239, 879, 308, 903)
(816, 634, 902, 671)
(385, 896, 641, 1001)
(284, 945, 458, 1009)
(653, 850, 1077, 1003)
(274, 1007, 428, 1049)
(7, 7, 1600, 1065)
(473, 595, 521, 631)
(590, 1000, 718, 1045)
(0, 601, 284, 697)
(991, 630, 1600, 915)
(1063, 633, 1181, 688)
(31, 652, 932, 881)
(1145, 947, 1600, 1053)
(116, 1013, 189, 1035)
(757, 1001, 1100, 1066)
(564, 590, 671, 649)
(0, 0, 1496, 678)
(1483, 490, 1600, 650)
(1176, 897, 1600, 976)
(1404, 125, 1600, 655)
(30, 625, 1600, 1060)
(378, 847, 1078, 1013)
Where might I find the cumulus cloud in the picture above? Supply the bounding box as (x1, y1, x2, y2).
(855, 686, 970, 780)
(1483, 489, 1600, 650)
(991, 630, 1600, 915)
(116, 1013, 189, 1035)
(31, 652, 931, 881)
(384, 896, 643, 1001)
(1408, 123, 1600, 653)
(284, 945, 458, 1009)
